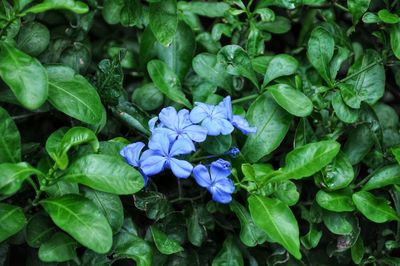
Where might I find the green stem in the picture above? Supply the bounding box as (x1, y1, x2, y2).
(232, 94, 259, 105)
(334, 2, 349, 12)
(335, 60, 382, 85)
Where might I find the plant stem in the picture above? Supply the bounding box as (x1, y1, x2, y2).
(334, 2, 349, 12)
(335, 60, 382, 85)
(231, 94, 259, 105)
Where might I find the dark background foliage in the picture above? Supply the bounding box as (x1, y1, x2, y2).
(1, 0, 400, 265)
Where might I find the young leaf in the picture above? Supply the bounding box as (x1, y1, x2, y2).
(38, 232, 78, 263)
(212, 236, 244, 266)
(248, 195, 301, 260)
(0, 41, 48, 110)
(352, 191, 400, 223)
(62, 154, 144, 195)
(0, 107, 21, 163)
(147, 59, 192, 108)
(217, 45, 259, 89)
(150, 226, 183, 255)
(177, 1, 229, 17)
(40, 194, 113, 253)
(390, 24, 400, 60)
(347, 0, 371, 24)
(0, 203, 26, 242)
(320, 151, 355, 191)
(362, 164, 400, 191)
(268, 84, 313, 117)
(230, 201, 268, 247)
(307, 27, 335, 86)
(263, 54, 299, 86)
(316, 190, 355, 212)
(46, 65, 105, 125)
(113, 232, 153, 266)
(331, 91, 358, 123)
(22, 0, 89, 15)
(271, 140, 341, 182)
(242, 92, 292, 163)
(149, 0, 178, 46)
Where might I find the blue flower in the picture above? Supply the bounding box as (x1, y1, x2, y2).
(140, 134, 194, 179)
(189, 102, 234, 136)
(193, 159, 235, 204)
(219, 96, 256, 134)
(152, 107, 208, 146)
(120, 142, 149, 185)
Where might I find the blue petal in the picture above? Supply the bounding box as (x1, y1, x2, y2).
(148, 117, 158, 133)
(214, 178, 235, 194)
(153, 127, 178, 142)
(120, 142, 145, 167)
(141, 155, 167, 176)
(232, 115, 257, 134)
(159, 107, 179, 130)
(169, 158, 193, 179)
(212, 105, 229, 120)
(148, 133, 171, 156)
(184, 124, 208, 142)
(140, 149, 162, 162)
(210, 159, 231, 181)
(193, 164, 212, 188)
(169, 138, 195, 156)
(202, 118, 222, 136)
(177, 109, 192, 129)
(138, 168, 149, 186)
(210, 186, 233, 204)
(190, 103, 212, 123)
(217, 118, 234, 135)
(218, 96, 233, 120)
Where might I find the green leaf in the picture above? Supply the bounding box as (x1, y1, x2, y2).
(46, 65, 105, 125)
(271, 140, 341, 182)
(320, 151, 355, 191)
(46, 127, 99, 170)
(177, 1, 229, 17)
(22, 0, 89, 15)
(268, 84, 313, 117)
(257, 16, 291, 34)
(0, 107, 21, 163)
(40, 194, 113, 253)
(390, 24, 400, 60)
(149, 0, 178, 46)
(378, 9, 400, 24)
(17, 22, 50, 57)
(343, 124, 374, 165)
(113, 232, 153, 266)
(102, 0, 124, 25)
(331, 91, 358, 123)
(242, 92, 292, 163)
(230, 201, 268, 247)
(0, 41, 48, 110)
(25, 213, 56, 248)
(316, 189, 355, 212)
(186, 207, 206, 247)
(301, 224, 322, 250)
(263, 54, 299, 86)
(38, 232, 78, 263)
(156, 22, 195, 80)
(307, 27, 335, 86)
(352, 191, 399, 223)
(248, 195, 301, 259)
(0, 203, 26, 242)
(351, 236, 364, 264)
(0, 162, 42, 198)
(62, 154, 144, 195)
(347, 0, 371, 24)
(147, 59, 192, 108)
(362, 164, 400, 191)
(322, 211, 357, 235)
(212, 236, 244, 266)
(200, 135, 232, 155)
(82, 187, 124, 234)
(342, 50, 385, 105)
(192, 53, 233, 93)
(217, 45, 259, 89)
(150, 226, 183, 255)
(338, 83, 361, 109)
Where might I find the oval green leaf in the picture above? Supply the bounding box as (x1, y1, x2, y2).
(0, 203, 26, 242)
(38, 232, 78, 263)
(0, 106, 21, 163)
(316, 190, 355, 212)
(150, 226, 183, 255)
(362, 164, 400, 191)
(263, 54, 299, 86)
(149, 0, 178, 46)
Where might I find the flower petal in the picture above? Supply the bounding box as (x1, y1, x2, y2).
(138, 168, 149, 186)
(214, 178, 235, 194)
(210, 159, 231, 181)
(148, 133, 170, 156)
(177, 109, 192, 129)
(232, 115, 257, 134)
(153, 127, 178, 142)
(190, 103, 211, 123)
(170, 158, 193, 179)
(210, 186, 233, 204)
(169, 138, 195, 156)
(217, 119, 234, 135)
(140, 155, 167, 176)
(148, 117, 158, 133)
(184, 124, 208, 142)
(159, 107, 179, 130)
(201, 118, 222, 136)
(193, 164, 212, 188)
(119, 142, 145, 167)
(218, 96, 233, 120)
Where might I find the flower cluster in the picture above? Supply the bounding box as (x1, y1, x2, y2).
(120, 96, 256, 203)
